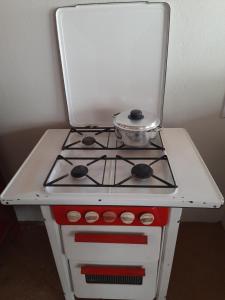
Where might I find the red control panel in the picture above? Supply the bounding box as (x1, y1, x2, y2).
(52, 206, 169, 226)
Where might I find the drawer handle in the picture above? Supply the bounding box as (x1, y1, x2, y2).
(81, 266, 145, 277)
(75, 233, 147, 244)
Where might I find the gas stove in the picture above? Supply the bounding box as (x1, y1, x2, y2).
(0, 2, 223, 300)
(42, 127, 178, 300)
(44, 127, 177, 194)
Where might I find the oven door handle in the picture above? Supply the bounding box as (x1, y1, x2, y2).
(81, 266, 145, 277)
(74, 232, 148, 244)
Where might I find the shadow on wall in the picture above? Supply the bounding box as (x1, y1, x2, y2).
(185, 115, 225, 195)
(0, 123, 66, 183)
(0, 4, 70, 183)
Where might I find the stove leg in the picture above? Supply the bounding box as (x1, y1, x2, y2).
(41, 206, 74, 300)
(155, 208, 182, 300)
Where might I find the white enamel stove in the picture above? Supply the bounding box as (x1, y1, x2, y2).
(0, 2, 223, 300)
(46, 123, 175, 299)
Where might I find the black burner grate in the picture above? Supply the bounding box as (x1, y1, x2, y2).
(62, 126, 164, 150)
(44, 126, 177, 189)
(44, 155, 177, 189)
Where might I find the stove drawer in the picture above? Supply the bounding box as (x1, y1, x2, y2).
(70, 261, 157, 300)
(61, 225, 162, 263)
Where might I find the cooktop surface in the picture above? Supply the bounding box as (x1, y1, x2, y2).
(44, 127, 177, 194)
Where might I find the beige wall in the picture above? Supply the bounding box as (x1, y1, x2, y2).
(164, 0, 225, 221)
(0, 0, 225, 221)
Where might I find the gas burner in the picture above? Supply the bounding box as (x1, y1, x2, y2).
(82, 136, 96, 146)
(62, 127, 112, 150)
(44, 155, 107, 187)
(71, 165, 88, 178)
(131, 164, 153, 179)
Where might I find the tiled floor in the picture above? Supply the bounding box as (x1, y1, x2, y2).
(0, 222, 224, 300)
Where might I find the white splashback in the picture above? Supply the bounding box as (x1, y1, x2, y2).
(56, 2, 170, 127)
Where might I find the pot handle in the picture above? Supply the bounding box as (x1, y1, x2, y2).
(112, 112, 120, 119)
(147, 125, 161, 133)
(115, 127, 122, 139)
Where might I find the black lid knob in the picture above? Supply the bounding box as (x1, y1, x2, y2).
(128, 109, 144, 120)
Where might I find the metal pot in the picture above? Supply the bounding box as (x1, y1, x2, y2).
(113, 109, 160, 147)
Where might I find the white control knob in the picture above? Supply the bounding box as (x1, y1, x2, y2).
(67, 211, 81, 223)
(120, 212, 135, 224)
(140, 213, 154, 225)
(103, 211, 117, 223)
(85, 211, 99, 224)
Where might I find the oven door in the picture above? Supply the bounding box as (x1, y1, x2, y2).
(61, 225, 162, 263)
(69, 262, 158, 300)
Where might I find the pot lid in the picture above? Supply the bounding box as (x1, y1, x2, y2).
(113, 109, 160, 131)
(56, 2, 170, 126)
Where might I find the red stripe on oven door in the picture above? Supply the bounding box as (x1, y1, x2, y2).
(81, 266, 145, 277)
(75, 233, 147, 244)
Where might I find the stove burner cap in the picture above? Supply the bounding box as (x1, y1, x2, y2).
(71, 165, 88, 178)
(131, 164, 153, 179)
(82, 136, 96, 146)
